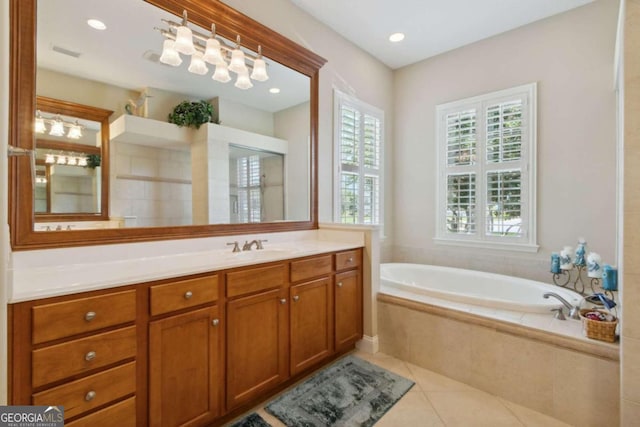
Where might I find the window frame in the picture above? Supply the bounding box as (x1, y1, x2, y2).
(434, 83, 538, 252)
(333, 89, 385, 229)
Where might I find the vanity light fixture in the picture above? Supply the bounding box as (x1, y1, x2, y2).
(56, 155, 67, 165)
(34, 111, 85, 140)
(78, 156, 88, 167)
(43, 152, 88, 167)
(156, 10, 268, 90)
(45, 153, 55, 164)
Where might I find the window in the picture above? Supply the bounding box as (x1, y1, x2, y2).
(334, 90, 384, 227)
(435, 83, 538, 252)
(236, 154, 262, 223)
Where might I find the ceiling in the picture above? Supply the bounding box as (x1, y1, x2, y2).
(289, 0, 595, 69)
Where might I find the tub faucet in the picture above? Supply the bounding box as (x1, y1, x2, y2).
(543, 292, 580, 320)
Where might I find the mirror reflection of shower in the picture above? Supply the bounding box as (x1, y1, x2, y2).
(229, 145, 284, 223)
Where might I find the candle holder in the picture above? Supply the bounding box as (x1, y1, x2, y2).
(552, 264, 616, 303)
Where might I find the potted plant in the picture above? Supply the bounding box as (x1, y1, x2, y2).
(168, 100, 214, 129)
(85, 154, 101, 169)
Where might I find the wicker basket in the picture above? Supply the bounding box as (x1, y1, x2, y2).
(580, 309, 618, 343)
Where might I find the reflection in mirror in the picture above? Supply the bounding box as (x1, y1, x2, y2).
(36, 0, 312, 228)
(33, 96, 112, 225)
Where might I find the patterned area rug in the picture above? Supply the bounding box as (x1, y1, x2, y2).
(266, 355, 414, 427)
(228, 412, 272, 427)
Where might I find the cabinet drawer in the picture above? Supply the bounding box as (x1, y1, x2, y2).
(335, 250, 360, 271)
(227, 264, 286, 298)
(32, 362, 136, 421)
(32, 326, 136, 388)
(32, 290, 136, 344)
(150, 275, 218, 316)
(66, 397, 136, 427)
(290, 255, 332, 283)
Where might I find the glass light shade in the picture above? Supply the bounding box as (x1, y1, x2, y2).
(56, 155, 67, 165)
(67, 125, 82, 140)
(78, 157, 88, 167)
(212, 61, 231, 83)
(188, 51, 208, 75)
(203, 38, 223, 64)
(159, 40, 182, 66)
(34, 117, 46, 133)
(235, 70, 253, 90)
(229, 48, 247, 74)
(49, 120, 65, 137)
(45, 153, 55, 164)
(173, 25, 196, 55)
(67, 156, 78, 166)
(250, 58, 269, 82)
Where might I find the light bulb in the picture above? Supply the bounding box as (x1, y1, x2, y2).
(159, 39, 182, 66)
(212, 61, 231, 83)
(45, 153, 55, 164)
(67, 156, 78, 166)
(250, 57, 269, 82)
(78, 157, 88, 167)
(229, 48, 247, 74)
(56, 155, 67, 165)
(67, 124, 82, 139)
(173, 25, 195, 55)
(203, 37, 223, 65)
(235, 70, 253, 90)
(188, 51, 208, 75)
(49, 119, 65, 137)
(35, 116, 46, 134)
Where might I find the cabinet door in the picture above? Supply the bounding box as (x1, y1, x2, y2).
(335, 270, 362, 352)
(149, 306, 221, 427)
(290, 277, 332, 375)
(226, 288, 288, 410)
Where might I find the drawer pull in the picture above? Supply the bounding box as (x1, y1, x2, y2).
(293, 295, 300, 302)
(85, 390, 96, 402)
(85, 351, 96, 361)
(212, 318, 220, 327)
(279, 298, 287, 305)
(337, 282, 343, 288)
(348, 257, 354, 263)
(184, 291, 193, 300)
(84, 311, 96, 322)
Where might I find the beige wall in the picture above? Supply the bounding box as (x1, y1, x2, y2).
(391, 0, 619, 282)
(622, 0, 640, 422)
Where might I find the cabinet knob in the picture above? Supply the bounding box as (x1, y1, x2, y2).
(337, 282, 343, 288)
(184, 291, 193, 300)
(348, 257, 354, 263)
(279, 298, 287, 305)
(85, 351, 96, 361)
(85, 390, 96, 402)
(212, 318, 220, 327)
(293, 295, 300, 302)
(84, 311, 96, 322)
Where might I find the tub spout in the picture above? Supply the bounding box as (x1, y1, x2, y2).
(543, 292, 580, 320)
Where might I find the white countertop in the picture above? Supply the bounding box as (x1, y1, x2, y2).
(8, 230, 365, 303)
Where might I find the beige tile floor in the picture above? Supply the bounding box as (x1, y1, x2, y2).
(232, 351, 573, 427)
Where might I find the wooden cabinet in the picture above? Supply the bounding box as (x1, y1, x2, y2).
(226, 286, 289, 410)
(290, 277, 332, 375)
(149, 305, 222, 427)
(10, 247, 363, 427)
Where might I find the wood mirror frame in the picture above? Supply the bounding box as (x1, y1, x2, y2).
(34, 96, 112, 223)
(9, 0, 326, 250)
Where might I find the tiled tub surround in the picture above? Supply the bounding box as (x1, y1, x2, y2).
(378, 292, 620, 427)
(8, 229, 364, 302)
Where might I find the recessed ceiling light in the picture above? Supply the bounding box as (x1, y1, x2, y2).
(87, 19, 107, 31)
(269, 88, 281, 94)
(389, 32, 405, 43)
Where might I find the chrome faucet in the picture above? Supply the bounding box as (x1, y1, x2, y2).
(242, 239, 267, 251)
(226, 241, 241, 253)
(543, 292, 580, 320)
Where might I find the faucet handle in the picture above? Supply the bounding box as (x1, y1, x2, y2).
(226, 241, 241, 253)
(551, 307, 566, 320)
(242, 240, 251, 251)
(256, 239, 268, 250)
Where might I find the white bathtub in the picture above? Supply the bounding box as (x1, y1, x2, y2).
(380, 263, 582, 314)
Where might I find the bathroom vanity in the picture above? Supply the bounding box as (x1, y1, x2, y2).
(9, 247, 363, 426)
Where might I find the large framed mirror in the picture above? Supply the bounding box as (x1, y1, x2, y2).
(9, 0, 326, 249)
